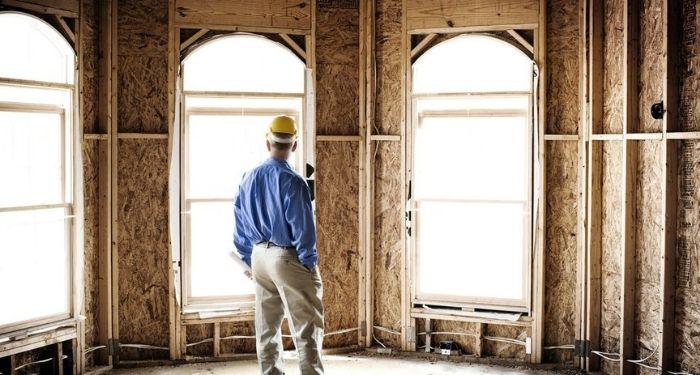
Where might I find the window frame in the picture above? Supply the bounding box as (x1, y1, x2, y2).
(0, 12, 78, 336)
(178, 34, 311, 312)
(408, 35, 535, 313)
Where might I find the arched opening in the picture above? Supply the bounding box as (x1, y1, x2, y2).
(410, 34, 534, 311)
(0, 12, 77, 332)
(180, 34, 308, 308)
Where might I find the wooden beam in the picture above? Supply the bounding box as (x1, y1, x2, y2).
(279, 33, 307, 61)
(173, 0, 312, 32)
(316, 135, 361, 142)
(116, 133, 169, 139)
(507, 29, 534, 53)
(212, 323, 220, 358)
(0, 0, 78, 18)
(405, 0, 539, 32)
(109, 0, 120, 365)
(370, 135, 401, 142)
(179, 28, 209, 52)
(543, 134, 578, 141)
(54, 15, 75, 44)
(410, 33, 437, 59)
(666, 132, 700, 140)
(0, 329, 76, 358)
(619, 0, 639, 372)
(585, 0, 604, 370)
(424, 319, 431, 353)
(659, 0, 681, 371)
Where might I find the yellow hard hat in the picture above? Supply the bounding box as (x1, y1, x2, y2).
(268, 115, 297, 136)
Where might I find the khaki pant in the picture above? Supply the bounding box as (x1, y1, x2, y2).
(252, 244, 325, 375)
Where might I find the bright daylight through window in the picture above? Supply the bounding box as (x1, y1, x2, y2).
(412, 35, 534, 310)
(181, 34, 307, 308)
(0, 12, 76, 331)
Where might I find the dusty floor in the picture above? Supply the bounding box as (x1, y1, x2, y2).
(107, 353, 576, 375)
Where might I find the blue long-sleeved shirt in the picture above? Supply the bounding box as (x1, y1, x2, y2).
(234, 157, 317, 269)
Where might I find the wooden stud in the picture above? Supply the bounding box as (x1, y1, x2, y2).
(585, 0, 604, 370)
(179, 28, 209, 52)
(315, 135, 362, 142)
(476, 323, 486, 357)
(75, 3, 85, 372)
(424, 319, 431, 353)
(507, 29, 534, 53)
(279, 33, 307, 61)
(410, 33, 437, 59)
(54, 15, 76, 44)
(109, 0, 120, 365)
(370, 135, 401, 142)
(212, 323, 220, 358)
(659, 0, 681, 371)
(55, 342, 64, 375)
(116, 133, 169, 139)
(543, 134, 578, 141)
(357, 0, 368, 348)
(619, 0, 639, 373)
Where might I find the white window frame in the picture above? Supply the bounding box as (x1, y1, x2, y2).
(178, 35, 312, 312)
(408, 36, 535, 313)
(0, 21, 78, 334)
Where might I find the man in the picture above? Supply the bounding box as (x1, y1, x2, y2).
(234, 115, 324, 375)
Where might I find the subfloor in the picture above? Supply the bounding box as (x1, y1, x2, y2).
(107, 353, 578, 375)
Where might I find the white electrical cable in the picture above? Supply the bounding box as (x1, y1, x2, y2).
(84, 345, 107, 354)
(627, 343, 658, 364)
(373, 335, 387, 348)
(373, 325, 401, 336)
(324, 327, 359, 336)
(591, 350, 621, 362)
(186, 338, 214, 347)
(416, 331, 480, 337)
(668, 371, 695, 375)
(544, 345, 575, 350)
(483, 336, 526, 346)
(119, 344, 169, 350)
(14, 357, 54, 371)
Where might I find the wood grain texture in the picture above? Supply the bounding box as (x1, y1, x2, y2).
(117, 139, 170, 360)
(82, 0, 99, 134)
(174, 0, 312, 31)
(0, 0, 79, 16)
(603, 0, 624, 134)
(638, 0, 664, 133)
(546, 0, 579, 135)
(406, 0, 539, 31)
(117, 56, 168, 133)
(375, 0, 402, 135)
(543, 141, 577, 364)
(117, 0, 168, 55)
(82, 139, 100, 368)
(485, 326, 528, 360)
(315, 143, 360, 348)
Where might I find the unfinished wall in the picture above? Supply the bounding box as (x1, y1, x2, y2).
(315, 0, 361, 348)
(638, 0, 664, 133)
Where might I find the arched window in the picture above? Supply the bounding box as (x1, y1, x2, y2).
(180, 34, 309, 308)
(0, 12, 77, 332)
(410, 35, 533, 311)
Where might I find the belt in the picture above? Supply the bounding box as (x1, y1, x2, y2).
(258, 241, 295, 250)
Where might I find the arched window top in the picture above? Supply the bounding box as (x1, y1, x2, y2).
(0, 12, 75, 84)
(183, 34, 305, 93)
(413, 34, 532, 94)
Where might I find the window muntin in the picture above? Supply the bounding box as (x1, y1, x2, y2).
(181, 34, 306, 308)
(0, 12, 75, 332)
(411, 35, 533, 310)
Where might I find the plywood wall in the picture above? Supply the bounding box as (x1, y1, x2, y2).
(315, 0, 361, 348)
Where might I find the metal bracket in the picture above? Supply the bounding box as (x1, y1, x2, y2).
(574, 340, 589, 358)
(406, 326, 416, 343)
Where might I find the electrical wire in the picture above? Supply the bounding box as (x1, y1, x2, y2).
(544, 345, 575, 350)
(668, 371, 695, 375)
(373, 325, 401, 336)
(483, 336, 527, 346)
(84, 345, 107, 354)
(119, 344, 168, 350)
(373, 335, 387, 348)
(591, 350, 621, 362)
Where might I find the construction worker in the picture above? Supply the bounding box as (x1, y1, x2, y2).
(234, 115, 324, 375)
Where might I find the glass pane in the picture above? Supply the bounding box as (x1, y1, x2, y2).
(414, 115, 528, 200)
(0, 208, 70, 327)
(187, 114, 296, 198)
(416, 96, 529, 112)
(417, 201, 525, 301)
(0, 85, 71, 107)
(0, 111, 63, 207)
(183, 35, 304, 93)
(0, 13, 75, 84)
(186, 97, 303, 112)
(413, 35, 532, 94)
(189, 202, 254, 298)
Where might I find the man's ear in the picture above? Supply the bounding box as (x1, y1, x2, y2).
(266, 140, 271, 152)
(291, 141, 298, 152)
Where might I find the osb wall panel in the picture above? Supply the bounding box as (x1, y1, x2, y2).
(544, 141, 577, 364)
(603, 0, 624, 134)
(432, 321, 479, 355)
(174, 0, 312, 31)
(117, 139, 170, 360)
(638, 0, 664, 133)
(315, 143, 360, 347)
(117, 0, 169, 133)
(373, 142, 402, 349)
(220, 321, 256, 354)
(315, 4, 359, 135)
(185, 324, 212, 356)
(405, 0, 539, 31)
(375, 0, 402, 135)
(485, 326, 527, 360)
(81, 0, 99, 133)
(675, 140, 700, 373)
(546, 0, 579, 135)
(680, 0, 700, 132)
(634, 141, 662, 375)
(601, 141, 623, 375)
(82, 140, 100, 367)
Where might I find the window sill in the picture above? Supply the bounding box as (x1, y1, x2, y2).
(181, 307, 255, 325)
(411, 307, 532, 328)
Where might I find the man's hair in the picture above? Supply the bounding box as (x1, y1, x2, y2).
(269, 132, 295, 151)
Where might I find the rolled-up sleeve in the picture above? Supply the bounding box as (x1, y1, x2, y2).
(234, 188, 254, 267)
(284, 177, 317, 269)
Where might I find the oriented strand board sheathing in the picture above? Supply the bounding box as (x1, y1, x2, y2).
(315, 5, 359, 135)
(219, 322, 256, 354)
(484, 326, 527, 360)
(431, 321, 479, 355)
(603, 0, 624, 134)
(634, 141, 663, 374)
(675, 140, 700, 374)
(117, 56, 169, 133)
(638, 0, 664, 133)
(185, 324, 213, 356)
(315, 143, 360, 348)
(82, 140, 100, 366)
(372, 142, 402, 350)
(680, 0, 700, 132)
(117, 0, 168, 55)
(546, 0, 579, 135)
(81, 0, 99, 133)
(117, 139, 170, 360)
(543, 141, 577, 364)
(375, 0, 402, 135)
(600, 142, 623, 375)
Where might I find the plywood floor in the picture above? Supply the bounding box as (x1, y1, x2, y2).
(107, 353, 577, 375)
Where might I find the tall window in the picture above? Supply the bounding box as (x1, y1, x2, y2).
(411, 35, 533, 311)
(181, 34, 307, 309)
(0, 12, 76, 332)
